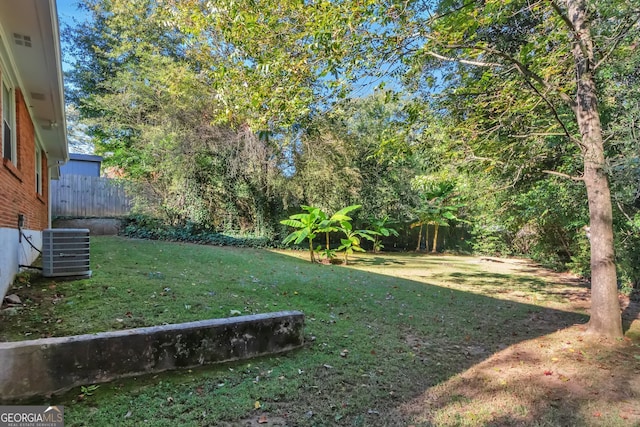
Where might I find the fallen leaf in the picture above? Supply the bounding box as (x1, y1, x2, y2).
(258, 415, 268, 424)
(593, 412, 601, 417)
(254, 401, 261, 409)
(544, 370, 553, 376)
(230, 309, 242, 316)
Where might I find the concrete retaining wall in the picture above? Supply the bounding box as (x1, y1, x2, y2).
(0, 311, 304, 402)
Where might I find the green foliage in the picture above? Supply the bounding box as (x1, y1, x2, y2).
(122, 214, 274, 248)
(469, 225, 513, 258)
(411, 174, 467, 253)
(282, 94, 425, 223)
(280, 205, 369, 263)
(367, 215, 399, 253)
(80, 384, 100, 397)
(336, 221, 377, 265)
(280, 206, 325, 262)
(279, 205, 359, 262)
(616, 215, 640, 292)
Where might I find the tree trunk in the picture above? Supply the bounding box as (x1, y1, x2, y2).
(567, 0, 622, 338)
(432, 223, 439, 253)
(425, 225, 429, 252)
(309, 238, 315, 263)
(416, 225, 422, 251)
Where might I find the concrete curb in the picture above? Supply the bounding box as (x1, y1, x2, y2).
(0, 311, 304, 401)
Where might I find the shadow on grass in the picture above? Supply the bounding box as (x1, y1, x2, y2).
(220, 252, 600, 425)
(4, 239, 636, 426)
(347, 256, 407, 266)
(448, 271, 548, 290)
(445, 271, 593, 307)
(398, 326, 640, 426)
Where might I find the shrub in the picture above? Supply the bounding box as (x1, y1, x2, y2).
(121, 214, 276, 248)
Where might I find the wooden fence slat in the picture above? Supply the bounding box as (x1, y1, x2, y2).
(51, 175, 131, 217)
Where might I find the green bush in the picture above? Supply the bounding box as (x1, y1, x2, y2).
(469, 225, 513, 257)
(121, 214, 277, 248)
(616, 232, 640, 294)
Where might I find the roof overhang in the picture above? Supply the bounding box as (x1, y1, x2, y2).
(0, 0, 68, 174)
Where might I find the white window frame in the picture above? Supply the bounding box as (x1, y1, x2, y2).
(2, 77, 16, 166)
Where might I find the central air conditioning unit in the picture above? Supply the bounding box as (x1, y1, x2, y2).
(42, 228, 92, 278)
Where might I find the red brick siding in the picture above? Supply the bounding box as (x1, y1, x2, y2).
(0, 88, 48, 230)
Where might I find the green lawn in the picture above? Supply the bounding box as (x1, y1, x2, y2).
(1, 236, 639, 426)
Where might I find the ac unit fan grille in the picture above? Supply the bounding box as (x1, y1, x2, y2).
(42, 229, 92, 278)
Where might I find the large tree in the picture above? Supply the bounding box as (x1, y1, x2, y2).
(63, 0, 287, 234)
(396, 0, 640, 338)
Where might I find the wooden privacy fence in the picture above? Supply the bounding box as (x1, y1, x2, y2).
(51, 175, 132, 217)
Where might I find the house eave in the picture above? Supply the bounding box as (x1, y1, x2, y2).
(0, 0, 68, 166)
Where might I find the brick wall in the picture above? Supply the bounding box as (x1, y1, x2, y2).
(0, 88, 49, 231)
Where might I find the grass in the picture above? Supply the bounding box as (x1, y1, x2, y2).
(1, 236, 639, 426)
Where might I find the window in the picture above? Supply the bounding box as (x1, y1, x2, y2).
(2, 80, 15, 164)
(35, 147, 42, 194)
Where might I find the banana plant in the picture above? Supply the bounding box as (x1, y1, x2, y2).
(280, 205, 324, 262)
(336, 221, 377, 265)
(316, 205, 362, 260)
(368, 215, 399, 253)
(281, 204, 362, 263)
(411, 175, 466, 253)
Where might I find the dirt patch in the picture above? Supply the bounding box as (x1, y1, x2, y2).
(400, 325, 640, 426)
(219, 415, 289, 426)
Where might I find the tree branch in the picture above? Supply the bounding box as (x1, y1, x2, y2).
(548, 0, 575, 33)
(521, 76, 583, 147)
(426, 40, 583, 147)
(478, 45, 577, 109)
(542, 169, 584, 181)
(430, 39, 577, 109)
(424, 50, 502, 68)
(615, 200, 634, 223)
(594, 14, 640, 70)
(511, 132, 566, 138)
